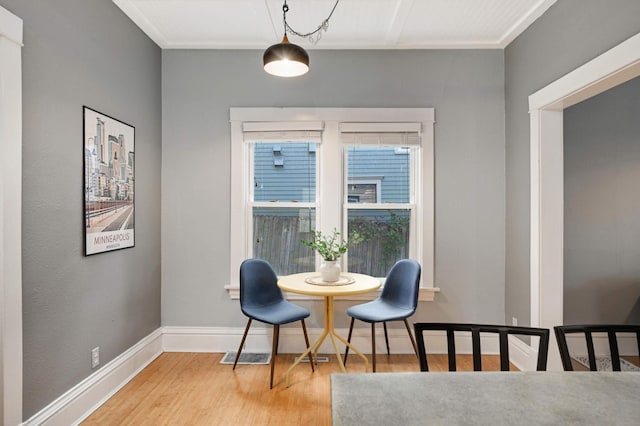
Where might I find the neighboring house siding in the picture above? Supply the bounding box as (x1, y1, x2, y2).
(254, 143, 316, 202)
(348, 147, 410, 203)
(253, 143, 410, 203)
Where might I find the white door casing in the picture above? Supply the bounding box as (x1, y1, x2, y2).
(0, 5, 23, 424)
(529, 32, 640, 371)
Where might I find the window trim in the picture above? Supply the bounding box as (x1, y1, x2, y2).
(228, 108, 437, 301)
(347, 177, 383, 204)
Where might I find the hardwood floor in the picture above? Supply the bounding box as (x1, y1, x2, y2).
(82, 352, 508, 425)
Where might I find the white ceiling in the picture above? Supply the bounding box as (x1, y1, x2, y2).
(113, 0, 557, 50)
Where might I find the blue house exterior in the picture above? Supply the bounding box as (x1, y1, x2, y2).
(253, 142, 410, 203)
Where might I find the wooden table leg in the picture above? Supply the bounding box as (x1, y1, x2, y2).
(285, 328, 328, 387)
(286, 295, 370, 386)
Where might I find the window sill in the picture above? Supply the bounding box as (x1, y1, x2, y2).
(224, 285, 439, 302)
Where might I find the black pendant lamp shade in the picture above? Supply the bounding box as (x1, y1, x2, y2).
(263, 35, 309, 77)
(263, 0, 339, 77)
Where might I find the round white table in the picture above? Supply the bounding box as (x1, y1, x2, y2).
(277, 272, 381, 386)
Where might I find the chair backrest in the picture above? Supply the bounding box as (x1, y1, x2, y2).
(380, 259, 421, 313)
(413, 322, 550, 372)
(554, 324, 640, 371)
(239, 259, 284, 311)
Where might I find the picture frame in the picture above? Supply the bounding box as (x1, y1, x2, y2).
(83, 106, 135, 255)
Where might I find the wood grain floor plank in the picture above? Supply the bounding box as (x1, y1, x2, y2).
(82, 352, 506, 425)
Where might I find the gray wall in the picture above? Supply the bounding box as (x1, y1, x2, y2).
(161, 49, 506, 328)
(564, 76, 640, 324)
(504, 0, 640, 327)
(0, 0, 162, 419)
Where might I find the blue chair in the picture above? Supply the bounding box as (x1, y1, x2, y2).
(344, 259, 421, 371)
(233, 259, 314, 388)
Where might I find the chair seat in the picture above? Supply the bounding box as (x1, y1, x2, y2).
(242, 299, 310, 325)
(346, 298, 414, 323)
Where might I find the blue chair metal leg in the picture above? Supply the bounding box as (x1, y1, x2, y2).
(403, 319, 419, 357)
(233, 318, 253, 370)
(344, 317, 355, 365)
(270, 324, 279, 389)
(371, 322, 377, 372)
(383, 322, 390, 355)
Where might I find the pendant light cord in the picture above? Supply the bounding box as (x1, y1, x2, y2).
(282, 0, 340, 44)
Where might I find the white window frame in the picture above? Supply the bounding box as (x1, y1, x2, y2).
(228, 108, 437, 301)
(347, 177, 383, 204)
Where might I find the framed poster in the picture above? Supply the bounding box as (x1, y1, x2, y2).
(83, 106, 135, 255)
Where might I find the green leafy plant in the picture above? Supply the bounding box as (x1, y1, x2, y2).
(349, 211, 410, 264)
(301, 228, 362, 261)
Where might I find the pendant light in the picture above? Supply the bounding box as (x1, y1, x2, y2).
(263, 33, 309, 77)
(263, 0, 340, 78)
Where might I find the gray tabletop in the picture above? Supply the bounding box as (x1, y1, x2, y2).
(331, 371, 640, 425)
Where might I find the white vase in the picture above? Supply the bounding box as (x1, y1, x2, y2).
(320, 260, 341, 282)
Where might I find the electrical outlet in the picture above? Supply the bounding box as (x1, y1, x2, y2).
(512, 317, 518, 326)
(91, 347, 100, 368)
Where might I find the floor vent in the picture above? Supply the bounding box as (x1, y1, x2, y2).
(296, 356, 330, 363)
(220, 352, 331, 364)
(220, 352, 271, 365)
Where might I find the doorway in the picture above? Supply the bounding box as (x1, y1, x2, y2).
(529, 33, 640, 370)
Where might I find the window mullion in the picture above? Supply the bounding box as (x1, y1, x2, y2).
(319, 121, 342, 231)
(246, 143, 255, 259)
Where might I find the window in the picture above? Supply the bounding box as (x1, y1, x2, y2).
(229, 108, 435, 300)
(250, 139, 317, 275)
(342, 131, 419, 277)
(348, 179, 382, 204)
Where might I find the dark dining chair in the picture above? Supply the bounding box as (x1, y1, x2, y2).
(413, 322, 550, 371)
(233, 259, 313, 388)
(554, 324, 640, 371)
(344, 259, 421, 372)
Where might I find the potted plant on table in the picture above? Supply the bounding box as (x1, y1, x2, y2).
(301, 229, 362, 282)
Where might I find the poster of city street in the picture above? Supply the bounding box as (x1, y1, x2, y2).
(83, 106, 135, 255)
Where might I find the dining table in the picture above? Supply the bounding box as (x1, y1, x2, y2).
(277, 271, 380, 386)
(331, 371, 640, 425)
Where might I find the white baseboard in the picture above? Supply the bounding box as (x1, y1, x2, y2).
(23, 328, 163, 426)
(508, 335, 542, 371)
(23, 325, 544, 425)
(162, 325, 547, 369)
(162, 325, 424, 355)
